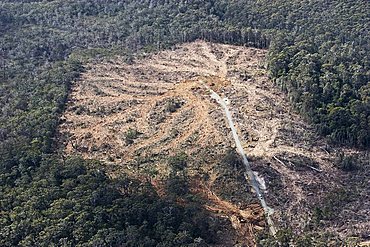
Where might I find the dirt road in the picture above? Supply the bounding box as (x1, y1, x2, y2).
(205, 83, 277, 236)
(59, 41, 369, 240)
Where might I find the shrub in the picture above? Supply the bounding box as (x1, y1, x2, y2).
(124, 128, 142, 145)
(335, 152, 359, 171)
(168, 152, 188, 172)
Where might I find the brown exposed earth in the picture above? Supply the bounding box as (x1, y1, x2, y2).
(58, 41, 369, 245)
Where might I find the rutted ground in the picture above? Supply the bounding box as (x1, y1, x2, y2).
(58, 41, 369, 244)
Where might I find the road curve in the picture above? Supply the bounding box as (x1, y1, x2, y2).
(206, 85, 277, 236)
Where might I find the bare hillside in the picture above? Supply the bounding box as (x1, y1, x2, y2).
(58, 41, 369, 245)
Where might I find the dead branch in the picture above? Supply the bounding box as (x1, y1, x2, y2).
(307, 165, 323, 172)
(273, 155, 287, 166)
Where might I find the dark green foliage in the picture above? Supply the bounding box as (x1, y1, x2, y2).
(168, 152, 188, 172)
(166, 153, 189, 197)
(0, 156, 219, 246)
(335, 152, 361, 171)
(262, 1, 370, 147)
(166, 174, 189, 197)
(0, 2, 367, 178)
(0, 0, 369, 245)
(124, 128, 142, 145)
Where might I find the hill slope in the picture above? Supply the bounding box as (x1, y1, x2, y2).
(1, 0, 369, 246)
(59, 41, 370, 244)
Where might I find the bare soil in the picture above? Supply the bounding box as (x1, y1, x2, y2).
(58, 41, 369, 245)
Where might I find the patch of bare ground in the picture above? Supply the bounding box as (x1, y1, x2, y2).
(58, 40, 369, 244)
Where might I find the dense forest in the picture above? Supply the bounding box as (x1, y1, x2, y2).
(0, 0, 369, 246)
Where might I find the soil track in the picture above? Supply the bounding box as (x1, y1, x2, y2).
(58, 41, 369, 243)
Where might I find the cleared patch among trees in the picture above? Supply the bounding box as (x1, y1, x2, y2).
(58, 41, 369, 243)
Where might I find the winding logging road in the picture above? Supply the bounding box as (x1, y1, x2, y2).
(205, 84, 277, 236)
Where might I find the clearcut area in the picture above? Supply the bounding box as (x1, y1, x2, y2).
(58, 41, 369, 244)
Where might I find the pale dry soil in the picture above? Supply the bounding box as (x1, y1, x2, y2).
(58, 41, 369, 245)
